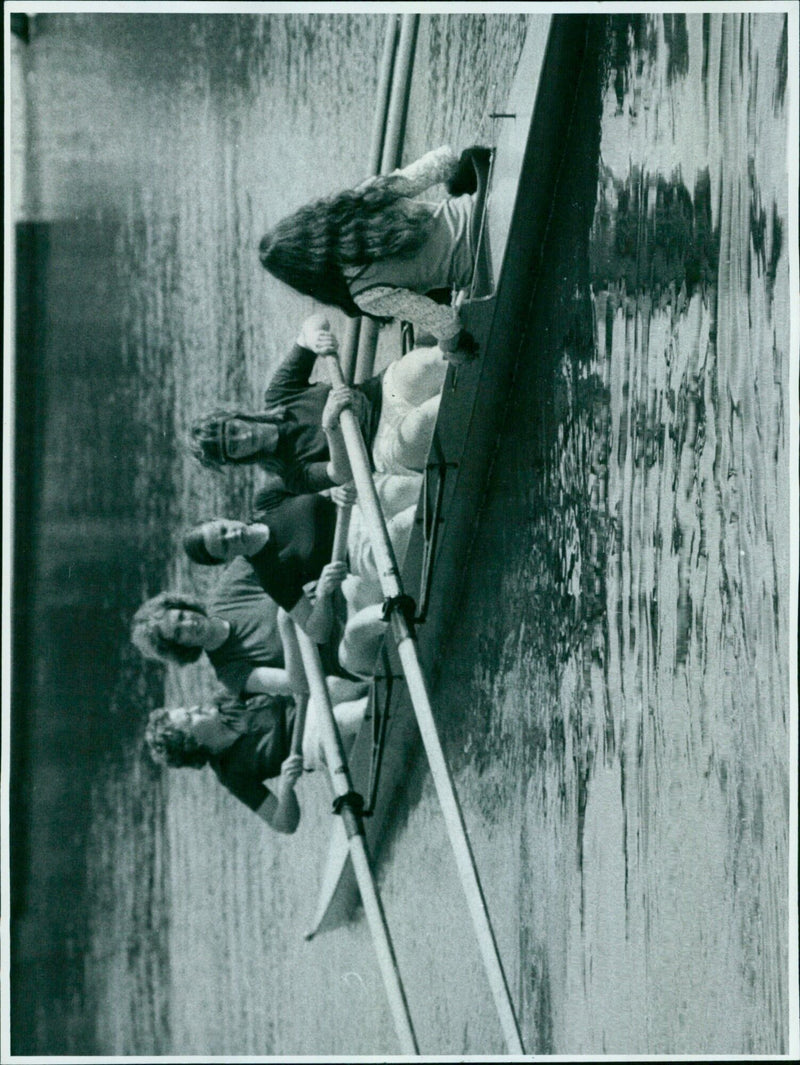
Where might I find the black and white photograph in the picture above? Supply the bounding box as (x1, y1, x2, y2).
(3, 2, 798, 1058)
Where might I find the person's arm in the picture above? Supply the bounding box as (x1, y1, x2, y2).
(356, 285, 457, 342)
(263, 340, 318, 407)
(215, 746, 300, 834)
(242, 666, 294, 696)
(289, 561, 347, 644)
(328, 481, 358, 508)
(252, 475, 291, 514)
(292, 460, 337, 494)
(277, 608, 311, 694)
(254, 767, 302, 834)
(357, 146, 460, 198)
(322, 385, 364, 484)
(355, 286, 478, 365)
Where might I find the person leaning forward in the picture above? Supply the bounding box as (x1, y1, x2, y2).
(189, 314, 447, 495)
(131, 556, 288, 700)
(144, 611, 368, 834)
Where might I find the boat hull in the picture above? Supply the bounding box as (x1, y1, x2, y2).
(307, 13, 594, 938)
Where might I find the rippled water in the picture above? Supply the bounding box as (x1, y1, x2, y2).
(19, 11, 790, 1056)
(377, 13, 791, 1056)
(31, 11, 529, 1056)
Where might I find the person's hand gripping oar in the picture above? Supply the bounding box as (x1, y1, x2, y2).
(274, 608, 312, 782)
(317, 319, 364, 561)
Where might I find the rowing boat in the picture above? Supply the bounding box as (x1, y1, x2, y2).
(306, 13, 593, 940)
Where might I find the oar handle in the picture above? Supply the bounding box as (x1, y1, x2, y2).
(290, 691, 309, 757)
(332, 504, 352, 563)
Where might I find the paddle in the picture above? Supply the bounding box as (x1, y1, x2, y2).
(291, 622, 418, 1054)
(289, 691, 309, 758)
(323, 350, 525, 1055)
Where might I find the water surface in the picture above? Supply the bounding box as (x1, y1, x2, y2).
(12, 11, 790, 1057)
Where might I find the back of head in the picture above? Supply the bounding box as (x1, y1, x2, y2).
(259, 216, 364, 318)
(258, 178, 431, 318)
(130, 591, 207, 665)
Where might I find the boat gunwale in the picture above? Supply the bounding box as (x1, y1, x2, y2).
(307, 13, 594, 939)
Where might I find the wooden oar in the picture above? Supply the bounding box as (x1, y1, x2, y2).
(292, 623, 419, 1055)
(323, 353, 524, 1055)
(330, 13, 418, 564)
(353, 13, 420, 384)
(289, 691, 309, 758)
(339, 13, 402, 386)
(330, 318, 360, 559)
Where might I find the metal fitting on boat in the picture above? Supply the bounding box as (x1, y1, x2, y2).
(381, 593, 418, 637)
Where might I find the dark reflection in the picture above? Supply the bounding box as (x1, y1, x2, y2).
(519, 927, 554, 1054)
(12, 219, 173, 1054)
(662, 14, 689, 84)
(605, 15, 657, 113)
(590, 169, 717, 295)
(774, 16, 788, 109)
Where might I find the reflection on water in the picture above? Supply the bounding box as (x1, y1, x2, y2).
(18, 11, 790, 1056)
(19, 11, 528, 1057)
(388, 12, 788, 1055)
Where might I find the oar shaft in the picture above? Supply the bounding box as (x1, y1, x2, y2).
(331, 505, 352, 564)
(289, 691, 309, 757)
(294, 627, 418, 1055)
(338, 318, 361, 388)
(381, 15, 418, 170)
(354, 14, 419, 386)
(331, 318, 361, 551)
(324, 351, 524, 1054)
(325, 358, 402, 591)
(393, 633, 523, 1054)
(367, 15, 400, 175)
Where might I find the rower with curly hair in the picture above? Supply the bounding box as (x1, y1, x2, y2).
(259, 146, 493, 365)
(144, 613, 368, 834)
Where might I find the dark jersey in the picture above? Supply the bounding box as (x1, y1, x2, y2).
(248, 491, 336, 611)
(260, 343, 383, 495)
(209, 698, 296, 811)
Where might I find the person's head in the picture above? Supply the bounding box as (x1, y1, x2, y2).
(258, 177, 433, 317)
(144, 704, 216, 769)
(188, 409, 285, 471)
(183, 518, 270, 567)
(145, 690, 294, 769)
(131, 592, 211, 666)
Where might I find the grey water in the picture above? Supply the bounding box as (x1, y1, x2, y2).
(9, 11, 791, 1057)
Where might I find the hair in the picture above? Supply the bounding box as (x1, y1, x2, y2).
(144, 706, 210, 769)
(183, 522, 225, 567)
(188, 407, 287, 472)
(131, 592, 208, 666)
(145, 690, 295, 770)
(259, 175, 434, 318)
